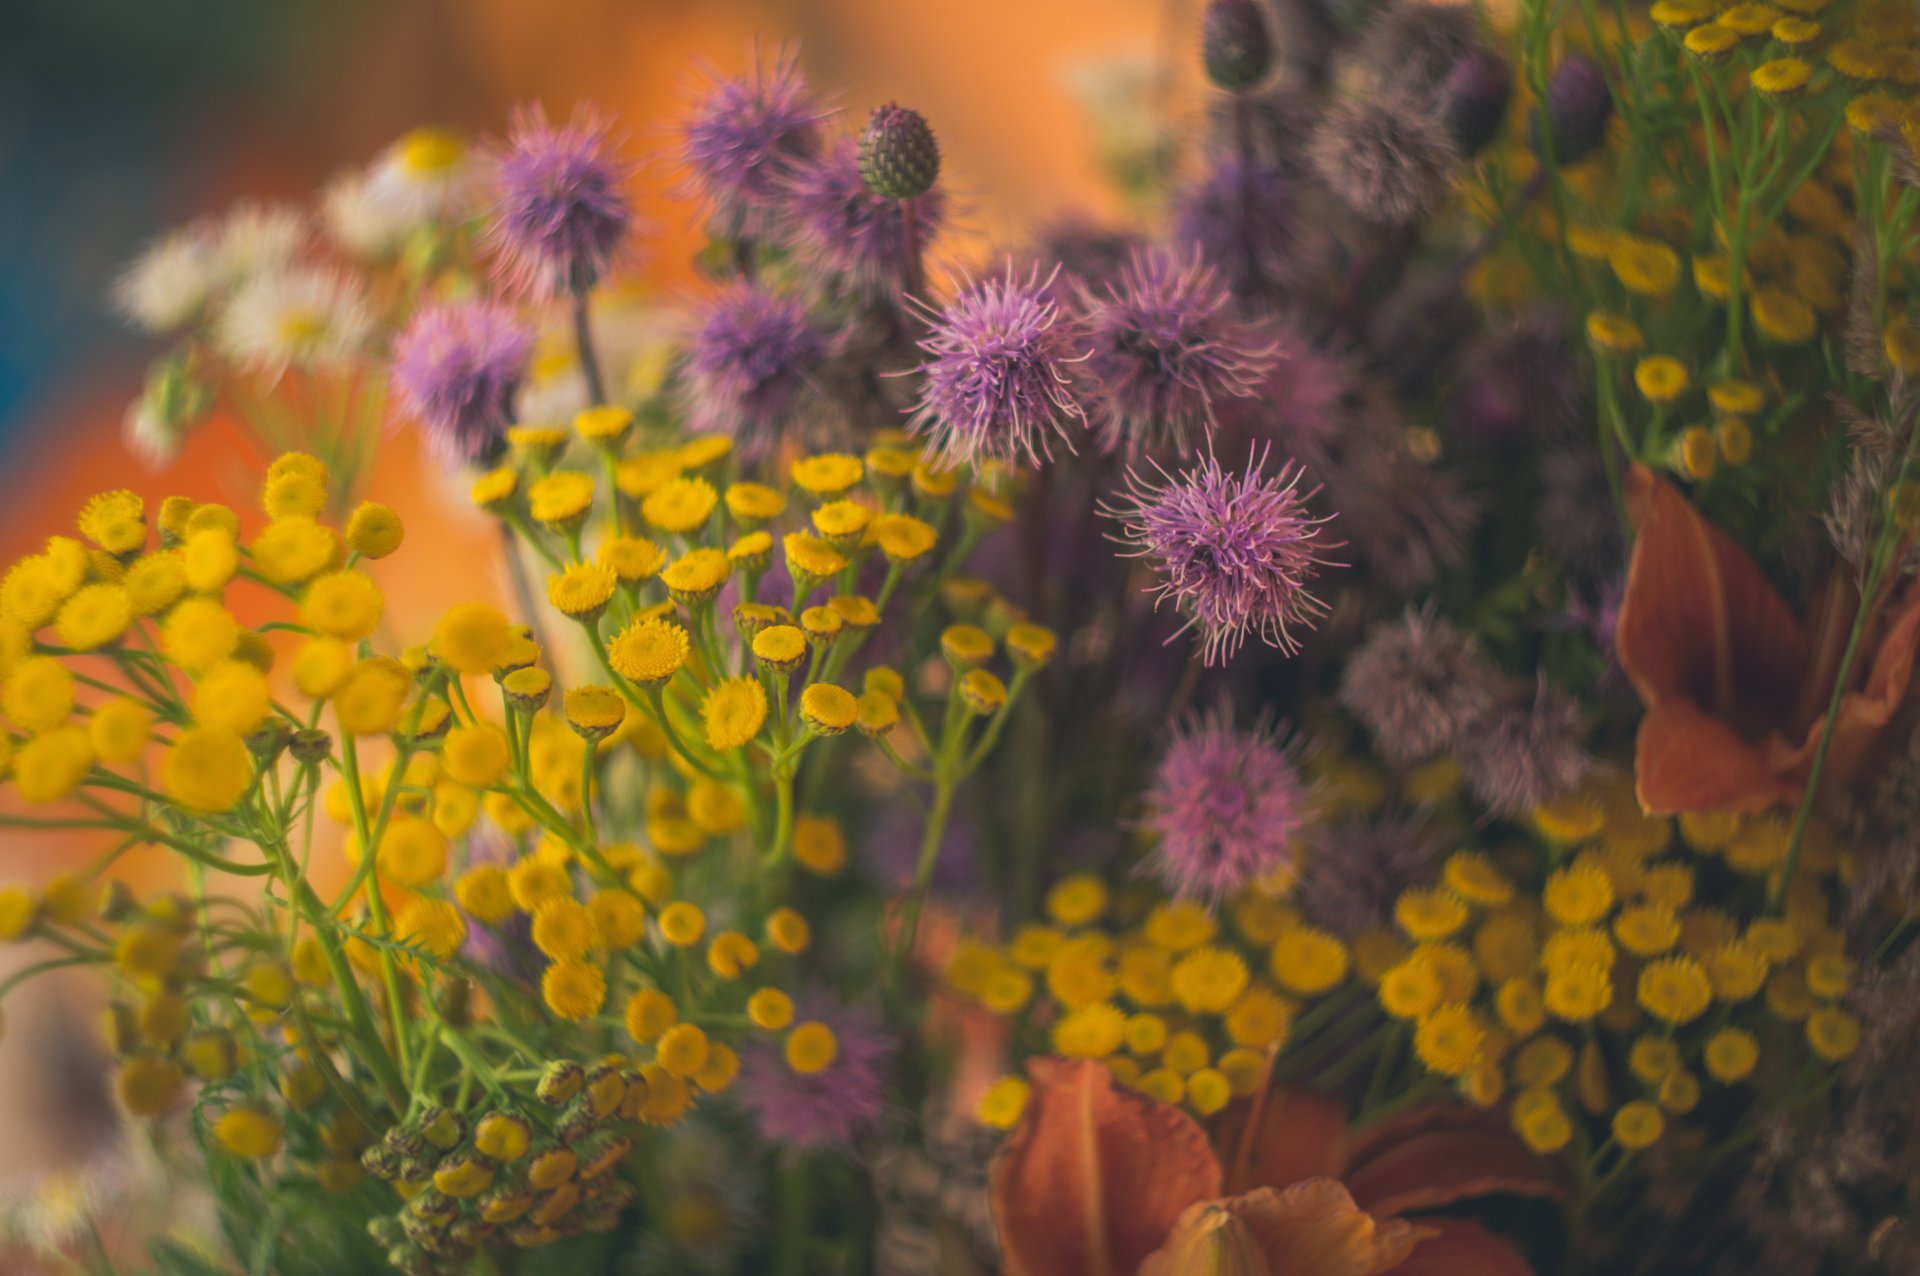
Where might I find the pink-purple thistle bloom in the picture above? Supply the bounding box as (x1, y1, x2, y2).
(1297, 811, 1443, 937)
(683, 283, 827, 461)
(678, 55, 827, 239)
(908, 263, 1088, 466)
(737, 996, 893, 1150)
(390, 300, 534, 462)
(1173, 158, 1324, 306)
(1457, 677, 1592, 816)
(1078, 247, 1276, 454)
(1338, 607, 1505, 765)
(487, 103, 637, 299)
(1103, 448, 1339, 666)
(1143, 708, 1307, 899)
(785, 136, 945, 298)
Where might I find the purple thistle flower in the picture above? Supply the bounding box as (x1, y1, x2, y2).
(736, 995, 894, 1150)
(1339, 608, 1505, 764)
(1173, 158, 1326, 306)
(1297, 810, 1443, 936)
(1308, 95, 1460, 226)
(487, 103, 637, 299)
(908, 263, 1089, 466)
(390, 300, 533, 462)
(678, 54, 828, 240)
(1078, 247, 1277, 454)
(1457, 677, 1592, 816)
(683, 283, 827, 461)
(1143, 707, 1307, 900)
(785, 137, 946, 298)
(1103, 447, 1339, 665)
(1538, 449, 1624, 583)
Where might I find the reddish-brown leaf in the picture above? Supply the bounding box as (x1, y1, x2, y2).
(1391, 1218, 1537, 1276)
(1339, 1104, 1567, 1218)
(1634, 700, 1799, 815)
(1217, 1079, 1351, 1197)
(990, 1057, 1222, 1276)
(1616, 465, 1807, 731)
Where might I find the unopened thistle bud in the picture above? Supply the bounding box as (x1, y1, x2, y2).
(1202, 0, 1273, 91)
(858, 104, 941, 200)
(1439, 48, 1513, 156)
(1530, 52, 1613, 165)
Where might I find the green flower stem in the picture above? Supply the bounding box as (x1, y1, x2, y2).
(640, 684, 726, 780)
(339, 733, 413, 1080)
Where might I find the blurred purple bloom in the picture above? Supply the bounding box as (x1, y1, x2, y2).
(1173, 158, 1325, 305)
(909, 263, 1088, 466)
(785, 137, 945, 297)
(1308, 95, 1460, 226)
(488, 103, 636, 299)
(1457, 678, 1592, 816)
(1218, 321, 1359, 467)
(1144, 708, 1307, 899)
(737, 995, 893, 1150)
(1030, 217, 1142, 299)
(1297, 810, 1443, 936)
(390, 300, 533, 462)
(1104, 447, 1339, 665)
(1537, 448, 1623, 582)
(684, 283, 826, 461)
(1323, 432, 1479, 594)
(861, 803, 984, 899)
(678, 55, 827, 239)
(1339, 608, 1505, 764)
(1450, 309, 1580, 444)
(1078, 247, 1276, 453)
(1532, 52, 1613, 165)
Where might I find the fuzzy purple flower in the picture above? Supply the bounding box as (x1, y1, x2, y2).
(1173, 158, 1326, 305)
(1104, 447, 1339, 665)
(736, 995, 894, 1150)
(390, 300, 534, 462)
(1457, 678, 1592, 816)
(1309, 95, 1460, 226)
(683, 283, 826, 460)
(487, 103, 636, 299)
(909, 263, 1088, 466)
(1078, 247, 1277, 453)
(678, 55, 827, 239)
(785, 137, 946, 297)
(1297, 811, 1443, 936)
(1143, 708, 1307, 899)
(1339, 608, 1505, 764)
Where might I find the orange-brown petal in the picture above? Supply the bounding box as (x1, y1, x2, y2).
(1216, 1078, 1351, 1196)
(1172, 1181, 1428, 1276)
(991, 1057, 1223, 1276)
(1339, 1104, 1567, 1217)
(1391, 1218, 1537, 1276)
(1616, 465, 1807, 729)
(1771, 586, 1920, 793)
(1634, 700, 1798, 815)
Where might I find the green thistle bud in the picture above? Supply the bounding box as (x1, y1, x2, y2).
(859, 104, 941, 200)
(1203, 0, 1273, 91)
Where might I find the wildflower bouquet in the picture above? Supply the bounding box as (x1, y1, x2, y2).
(7, 0, 1920, 1271)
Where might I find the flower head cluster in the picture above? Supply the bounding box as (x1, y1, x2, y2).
(678, 54, 827, 238)
(683, 283, 827, 460)
(1104, 448, 1339, 665)
(910, 264, 1090, 466)
(1142, 708, 1307, 899)
(488, 104, 637, 298)
(390, 300, 534, 462)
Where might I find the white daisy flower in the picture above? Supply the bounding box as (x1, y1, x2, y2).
(215, 266, 373, 378)
(214, 201, 307, 284)
(110, 227, 219, 334)
(320, 169, 416, 260)
(364, 126, 486, 227)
